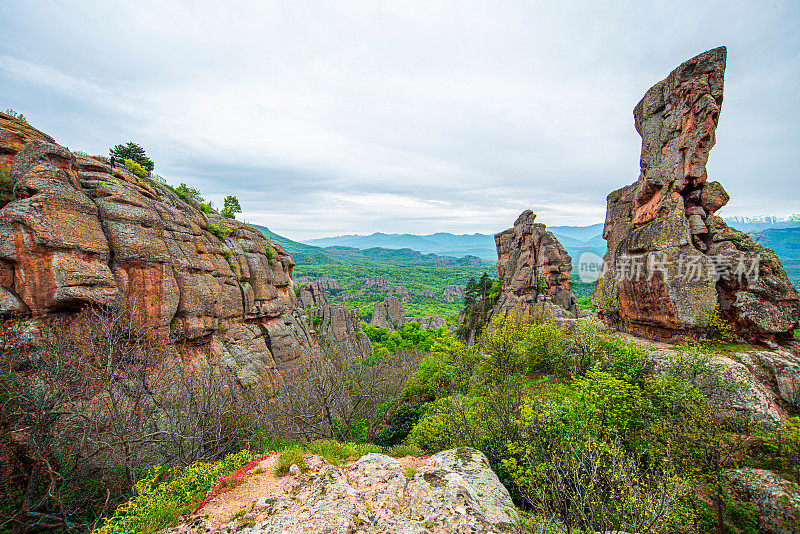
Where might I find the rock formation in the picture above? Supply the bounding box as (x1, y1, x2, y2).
(298, 281, 372, 354)
(724, 468, 800, 534)
(371, 296, 447, 331)
(175, 448, 518, 534)
(488, 210, 580, 323)
(0, 112, 317, 384)
(594, 47, 800, 342)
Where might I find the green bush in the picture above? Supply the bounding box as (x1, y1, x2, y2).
(307, 440, 381, 466)
(374, 403, 425, 447)
(0, 164, 13, 208)
(275, 448, 308, 476)
(386, 443, 422, 458)
(123, 158, 149, 178)
(222, 250, 237, 273)
(3, 108, 27, 122)
(95, 450, 256, 534)
(209, 222, 232, 240)
(265, 244, 275, 266)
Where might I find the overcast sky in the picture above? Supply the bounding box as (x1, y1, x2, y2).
(2, 1, 798, 240)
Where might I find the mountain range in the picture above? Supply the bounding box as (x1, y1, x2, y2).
(299, 217, 800, 288)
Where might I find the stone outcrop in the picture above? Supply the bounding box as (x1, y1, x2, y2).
(724, 468, 800, 534)
(594, 47, 800, 342)
(0, 112, 318, 384)
(488, 210, 580, 323)
(299, 281, 372, 354)
(178, 448, 519, 534)
(371, 296, 447, 331)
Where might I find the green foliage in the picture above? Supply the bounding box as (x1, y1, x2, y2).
(386, 443, 422, 458)
(209, 222, 232, 240)
(307, 440, 381, 466)
(699, 303, 735, 343)
(265, 244, 275, 266)
(123, 158, 149, 178)
(109, 141, 154, 172)
(0, 164, 13, 208)
(373, 403, 425, 447)
(95, 449, 256, 534)
(363, 322, 456, 354)
(173, 182, 204, 204)
(275, 448, 308, 476)
(222, 250, 237, 273)
(221, 195, 242, 219)
(3, 108, 27, 122)
(404, 467, 417, 478)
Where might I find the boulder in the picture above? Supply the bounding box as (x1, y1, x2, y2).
(593, 47, 799, 342)
(241, 449, 518, 533)
(725, 468, 800, 534)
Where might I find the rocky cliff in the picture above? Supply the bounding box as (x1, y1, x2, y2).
(488, 210, 580, 323)
(0, 112, 316, 384)
(594, 47, 800, 342)
(298, 280, 372, 354)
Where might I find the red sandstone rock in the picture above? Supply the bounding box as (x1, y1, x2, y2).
(0, 114, 319, 383)
(594, 47, 799, 343)
(488, 210, 579, 323)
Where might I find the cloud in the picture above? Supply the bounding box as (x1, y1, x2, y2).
(1, 1, 798, 240)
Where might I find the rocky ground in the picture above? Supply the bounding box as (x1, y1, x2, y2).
(171, 448, 518, 534)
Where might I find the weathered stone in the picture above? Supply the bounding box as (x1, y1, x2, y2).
(724, 468, 800, 534)
(371, 296, 406, 329)
(0, 115, 342, 389)
(487, 210, 579, 324)
(300, 281, 372, 354)
(594, 47, 799, 342)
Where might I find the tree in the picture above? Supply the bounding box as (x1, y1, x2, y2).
(109, 142, 154, 172)
(221, 195, 242, 219)
(174, 182, 204, 203)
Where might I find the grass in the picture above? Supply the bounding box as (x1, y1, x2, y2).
(209, 222, 232, 240)
(385, 444, 422, 458)
(307, 440, 381, 466)
(405, 467, 417, 478)
(275, 448, 308, 476)
(222, 250, 237, 273)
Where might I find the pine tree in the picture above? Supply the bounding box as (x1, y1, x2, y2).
(109, 142, 154, 172)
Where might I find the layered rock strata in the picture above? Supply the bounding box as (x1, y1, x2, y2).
(487, 210, 580, 323)
(0, 112, 315, 384)
(594, 47, 799, 342)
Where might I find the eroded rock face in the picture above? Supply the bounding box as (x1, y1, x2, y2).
(299, 281, 372, 355)
(229, 449, 518, 534)
(0, 114, 316, 382)
(594, 47, 800, 342)
(488, 210, 579, 323)
(724, 468, 800, 534)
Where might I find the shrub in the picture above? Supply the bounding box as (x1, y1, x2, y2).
(95, 449, 256, 534)
(209, 222, 231, 239)
(307, 440, 381, 466)
(0, 164, 13, 207)
(3, 108, 27, 122)
(123, 158, 149, 178)
(221, 195, 242, 219)
(373, 403, 425, 447)
(275, 448, 308, 476)
(265, 244, 275, 266)
(386, 443, 422, 458)
(110, 142, 154, 172)
(222, 250, 237, 273)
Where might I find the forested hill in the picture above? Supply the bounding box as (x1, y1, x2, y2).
(252, 225, 494, 319)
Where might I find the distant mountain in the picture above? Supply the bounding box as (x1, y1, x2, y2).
(724, 214, 800, 233)
(305, 226, 608, 265)
(305, 232, 498, 260)
(252, 225, 491, 269)
(760, 226, 800, 288)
